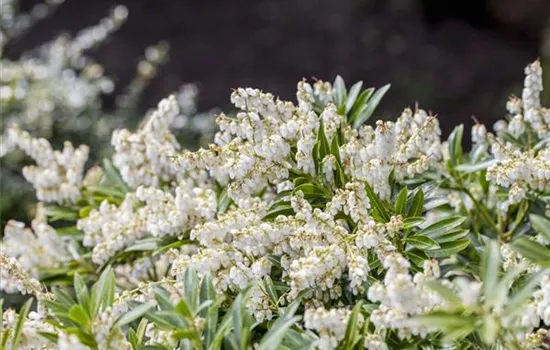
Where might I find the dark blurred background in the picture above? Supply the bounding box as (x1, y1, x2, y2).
(4, 0, 550, 135)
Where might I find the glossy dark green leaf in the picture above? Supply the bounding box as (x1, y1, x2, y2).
(404, 234, 440, 250)
(348, 88, 374, 125)
(352, 84, 390, 129)
(394, 187, 408, 216)
(426, 239, 471, 258)
(407, 189, 424, 217)
(421, 216, 466, 239)
(364, 182, 390, 222)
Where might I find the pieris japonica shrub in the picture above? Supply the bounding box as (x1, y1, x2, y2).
(1, 59, 550, 350)
(0, 0, 217, 223)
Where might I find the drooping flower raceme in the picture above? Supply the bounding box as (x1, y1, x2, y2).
(0, 61, 549, 350)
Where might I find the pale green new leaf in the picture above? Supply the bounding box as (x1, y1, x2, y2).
(530, 214, 550, 242)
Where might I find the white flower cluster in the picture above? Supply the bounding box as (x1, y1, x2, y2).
(5, 125, 89, 203)
(0, 253, 43, 296)
(112, 95, 181, 188)
(485, 60, 550, 207)
(343, 109, 441, 199)
(1, 309, 56, 350)
(304, 306, 359, 350)
(368, 258, 443, 339)
(1, 204, 72, 280)
(0, 60, 549, 350)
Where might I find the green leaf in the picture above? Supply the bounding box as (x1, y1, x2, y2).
(43, 205, 79, 221)
(490, 263, 526, 312)
(481, 240, 501, 303)
(52, 287, 77, 309)
(263, 204, 295, 221)
(128, 328, 138, 349)
(407, 189, 424, 217)
(333, 75, 347, 109)
(317, 122, 331, 161)
(217, 187, 231, 213)
(264, 276, 279, 304)
(184, 267, 199, 312)
(102, 158, 129, 192)
(55, 226, 84, 237)
(258, 316, 301, 350)
(436, 229, 470, 243)
(426, 239, 470, 258)
(511, 237, 550, 263)
(293, 177, 309, 187)
(68, 304, 91, 327)
(74, 273, 90, 313)
(364, 182, 390, 222)
(406, 312, 475, 332)
(330, 132, 341, 162)
(504, 268, 550, 316)
(404, 235, 440, 250)
(480, 314, 499, 345)
(136, 318, 148, 345)
(455, 159, 498, 173)
(424, 280, 462, 307)
(394, 187, 408, 216)
(530, 214, 550, 242)
(447, 125, 464, 167)
(402, 216, 425, 230)
(90, 266, 115, 317)
(348, 88, 374, 125)
(175, 300, 193, 320)
(345, 81, 363, 114)
(406, 250, 429, 267)
(421, 216, 466, 239)
(352, 84, 390, 129)
(153, 287, 175, 312)
(37, 331, 59, 343)
(294, 183, 329, 199)
(12, 298, 33, 350)
(343, 300, 363, 348)
(116, 301, 155, 327)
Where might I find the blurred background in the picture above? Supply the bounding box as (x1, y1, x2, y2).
(4, 0, 550, 135)
(1, 0, 550, 228)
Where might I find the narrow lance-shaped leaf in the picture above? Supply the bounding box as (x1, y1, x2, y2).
(12, 298, 33, 350)
(364, 181, 390, 222)
(530, 214, 550, 242)
(408, 189, 424, 217)
(447, 124, 464, 167)
(333, 75, 347, 110)
(345, 81, 363, 114)
(348, 88, 374, 124)
(511, 237, 550, 263)
(394, 187, 408, 216)
(115, 301, 156, 327)
(352, 84, 391, 129)
(421, 216, 466, 239)
(481, 240, 501, 302)
(90, 266, 116, 317)
(73, 273, 90, 313)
